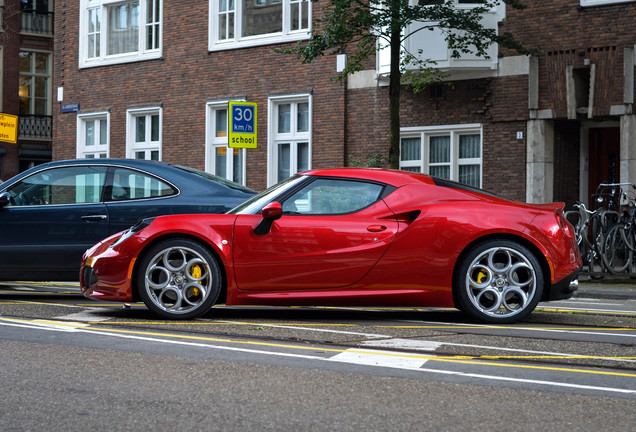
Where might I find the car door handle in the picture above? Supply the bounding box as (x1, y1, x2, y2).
(367, 225, 387, 232)
(81, 214, 108, 221)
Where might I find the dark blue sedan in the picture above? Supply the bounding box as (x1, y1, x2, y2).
(0, 159, 256, 281)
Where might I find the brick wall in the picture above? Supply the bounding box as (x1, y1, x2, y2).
(501, 0, 636, 114)
(54, 0, 345, 191)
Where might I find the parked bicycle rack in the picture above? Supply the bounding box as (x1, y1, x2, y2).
(565, 182, 636, 280)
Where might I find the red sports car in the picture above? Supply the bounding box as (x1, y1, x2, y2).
(80, 168, 581, 323)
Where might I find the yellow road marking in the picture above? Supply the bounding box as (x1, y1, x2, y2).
(2, 316, 636, 379)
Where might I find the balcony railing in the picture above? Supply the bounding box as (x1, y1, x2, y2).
(19, 115, 52, 140)
(20, 9, 54, 36)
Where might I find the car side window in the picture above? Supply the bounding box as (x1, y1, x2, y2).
(4, 166, 107, 206)
(108, 168, 176, 201)
(282, 178, 384, 215)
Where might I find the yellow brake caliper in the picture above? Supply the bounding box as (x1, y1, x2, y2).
(191, 265, 202, 297)
(476, 270, 488, 284)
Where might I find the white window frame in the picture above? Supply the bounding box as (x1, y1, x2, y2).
(77, 111, 110, 158)
(581, 0, 634, 6)
(126, 107, 162, 160)
(18, 49, 52, 116)
(400, 124, 483, 188)
(208, 0, 311, 51)
(379, 1, 502, 76)
(205, 100, 247, 185)
(79, 0, 162, 68)
(267, 94, 312, 186)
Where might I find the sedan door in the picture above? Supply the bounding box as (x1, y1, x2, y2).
(0, 165, 109, 280)
(233, 178, 399, 291)
(103, 166, 180, 235)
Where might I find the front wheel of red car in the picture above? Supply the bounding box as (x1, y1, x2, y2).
(454, 240, 544, 324)
(137, 238, 222, 319)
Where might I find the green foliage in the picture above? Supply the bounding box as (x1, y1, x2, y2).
(348, 153, 387, 168)
(282, 0, 527, 86)
(280, 0, 528, 168)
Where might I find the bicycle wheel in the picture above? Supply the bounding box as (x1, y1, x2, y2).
(620, 222, 636, 252)
(602, 224, 632, 273)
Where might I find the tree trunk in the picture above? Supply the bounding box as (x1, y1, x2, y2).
(388, 5, 402, 170)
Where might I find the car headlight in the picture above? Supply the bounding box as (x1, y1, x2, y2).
(110, 217, 156, 248)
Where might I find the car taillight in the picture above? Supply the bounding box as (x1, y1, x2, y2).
(556, 212, 574, 240)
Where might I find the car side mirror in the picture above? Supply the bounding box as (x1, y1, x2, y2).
(0, 192, 9, 208)
(254, 201, 282, 236)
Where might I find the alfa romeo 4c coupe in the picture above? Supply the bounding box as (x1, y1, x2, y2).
(81, 168, 581, 323)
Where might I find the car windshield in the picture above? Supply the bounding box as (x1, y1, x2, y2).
(173, 164, 255, 193)
(228, 175, 306, 215)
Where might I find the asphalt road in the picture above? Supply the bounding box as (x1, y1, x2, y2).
(1, 281, 635, 431)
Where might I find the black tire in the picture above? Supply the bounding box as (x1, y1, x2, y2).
(454, 240, 544, 324)
(602, 224, 632, 274)
(136, 238, 222, 319)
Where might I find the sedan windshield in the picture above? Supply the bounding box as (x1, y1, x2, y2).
(228, 175, 306, 215)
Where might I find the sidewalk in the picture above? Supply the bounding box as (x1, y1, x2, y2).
(576, 277, 636, 300)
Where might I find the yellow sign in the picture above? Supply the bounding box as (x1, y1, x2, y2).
(228, 102, 257, 149)
(0, 113, 18, 144)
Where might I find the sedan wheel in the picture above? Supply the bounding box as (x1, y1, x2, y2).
(137, 239, 222, 319)
(455, 240, 544, 323)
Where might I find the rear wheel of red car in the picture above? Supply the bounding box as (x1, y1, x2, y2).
(137, 238, 222, 319)
(455, 240, 544, 324)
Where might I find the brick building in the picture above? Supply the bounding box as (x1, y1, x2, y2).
(0, 0, 54, 181)
(50, 0, 635, 205)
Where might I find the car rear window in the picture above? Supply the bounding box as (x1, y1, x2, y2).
(173, 164, 255, 193)
(432, 177, 504, 199)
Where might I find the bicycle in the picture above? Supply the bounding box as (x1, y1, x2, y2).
(601, 183, 636, 274)
(566, 201, 605, 276)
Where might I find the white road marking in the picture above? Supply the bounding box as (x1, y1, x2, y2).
(218, 320, 390, 339)
(2, 317, 635, 397)
(571, 299, 622, 306)
(360, 338, 443, 351)
(54, 309, 111, 322)
(330, 348, 430, 369)
(421, 321, 636, 339)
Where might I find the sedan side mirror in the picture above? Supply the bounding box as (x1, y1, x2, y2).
(254, 201, 282, 235)
(0, 192, 9, 208)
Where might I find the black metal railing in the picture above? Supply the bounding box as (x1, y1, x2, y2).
(20, 9, 53, 36)
(18, 115, 52, 140)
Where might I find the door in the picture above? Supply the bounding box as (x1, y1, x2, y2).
(588, 127, 620, 206)
(0, 165, 108, 279)
(232, 177, 399, 290)
(104, 166, 179, 235)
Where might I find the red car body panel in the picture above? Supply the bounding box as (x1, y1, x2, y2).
(80, 168, 581, 310)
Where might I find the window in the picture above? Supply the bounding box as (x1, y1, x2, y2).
(282, 178, 385, 215)
(109, 167, 175, 201)
(20, 0, 53, 36)
(268, 95, 311, 186)
(400, 125, 482, 188)
(79, 0, 162, 68)
(18, 50, 50, 116)
(205, 101, 246, 185)
(127, 107, 161, 160)
(209, 0, 310, 50)
(4, 166, 107, 206)
(379, 0, 499, 76)
(77, 112, 110, 159)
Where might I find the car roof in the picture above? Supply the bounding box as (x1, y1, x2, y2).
(0, 158, 255, 195)
(34, 158, 172, 169)
(300, 167, 436, 188)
